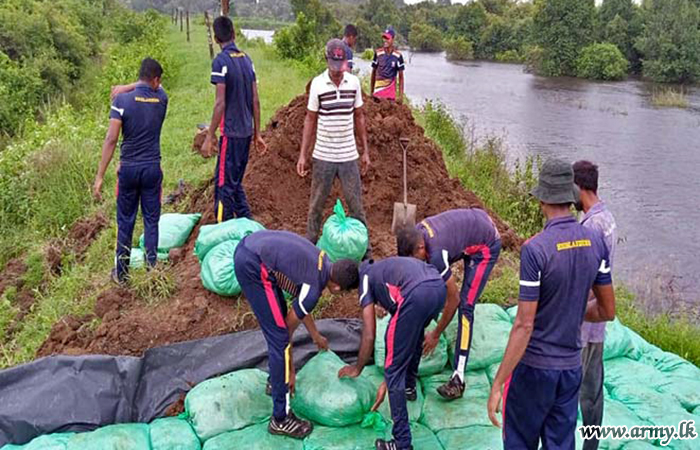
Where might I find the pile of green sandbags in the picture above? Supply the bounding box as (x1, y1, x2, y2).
(317, 200, 368, 262)
(194, 218, 265, 296)
(374, 316, 448, 377)
(138, 213, 202, 261)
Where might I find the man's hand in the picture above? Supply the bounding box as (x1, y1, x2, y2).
(92, 176, 104, 202)
(361, 151, 371, 176)
(314, 334, 329, 351)
(201, 133, 217, 158)
(371, 381, 387, 412)
(297, 154, 309, 177)
(111, 84, 133, 100)
(422, 330, 440, 356)
(338, 364, 362, 379)
(487, 383, 503, 428)
(255, 134, 267, 155)
(397, 95, 403, 105)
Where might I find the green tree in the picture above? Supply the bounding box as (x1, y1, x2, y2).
(532, 0, 596, 76)
(477, 15, 519, 59)
(451, 2, 488, 44)
(598, 0, 643, 72)
(409, 22, 443, 52)
(355, 18, 383, 51)
(576, 42, 629, 80)
(290, 0, 340, 39)
(445, 36, 474, 61)
(635, 0, 700, 83)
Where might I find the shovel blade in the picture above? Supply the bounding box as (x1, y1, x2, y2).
(391, 202, 417, 235)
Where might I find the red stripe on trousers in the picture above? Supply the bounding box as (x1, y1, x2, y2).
(464, 244, 491, 306)
(218, 136, 228, 187)
(502, 373, 513, 440)
(260, 264, 286, 328)
(384, 284, 405, 369)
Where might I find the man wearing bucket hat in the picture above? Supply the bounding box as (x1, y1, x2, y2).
(370, 26, 405, 102)
(297, 39, 371, 257)
(486, 158, 616, 450)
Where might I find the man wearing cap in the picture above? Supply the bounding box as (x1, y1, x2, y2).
(487, 159, 616, 450)
(370, 27, 405, 103)
(574, 160, 617, 450)
(297, 39, 371, 256)
(343, 24, 358, 72)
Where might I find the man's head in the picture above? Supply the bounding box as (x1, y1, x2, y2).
(344, 24, 358, 48)
(138, 58, 163, 89)
(573, 160, 599, 212)
(382, 27, 395, 49)
(327, 259, 360, 293)
(530, 158, 579, 217)
(213, 16, 235, 45)
(325, 38, 348, 75)
(396, 227, 426, 260)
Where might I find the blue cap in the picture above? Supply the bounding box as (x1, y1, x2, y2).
(382, 27, 395, 39)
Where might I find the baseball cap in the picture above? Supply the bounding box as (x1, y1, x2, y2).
(325, 38, 347, 71)
(382, 27, 396, 40)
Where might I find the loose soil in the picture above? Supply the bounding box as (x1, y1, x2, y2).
(37, 95, 522, 360)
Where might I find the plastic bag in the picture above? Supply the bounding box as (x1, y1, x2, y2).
(184, 368, 272, 442)
(201, 424, 302, 450)
(375, 316, 447, 377)
(149, 417, 201, 450)
(194, 218, 264, 262)
(139, 213, 202, 258)
(437, 425, 502, 450)
(420, 370, 491, 432)
(603, 319, 636, 361)
(1, 434, 73, 450)
(506, 305, 518, 322)
(130, 248, 145, 269)
(317, 200, 368, 262)
(292, 351, 374, 427)
(363, 365, 424, 423)
(200, 240, 241, 296)
(597, 399, 651, 450)
(65, 424, 150, 450)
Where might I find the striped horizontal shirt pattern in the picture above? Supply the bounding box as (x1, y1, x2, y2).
(307, 70, 363, 163)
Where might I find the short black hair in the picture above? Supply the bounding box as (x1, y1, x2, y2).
(396, 226, 423, 257)
(344, 24, 358, 37)
(330, 259, 360, 290)
(139, 58, 163, 81)
(213, 16, 234, 43)
(573, 160, 599, 194)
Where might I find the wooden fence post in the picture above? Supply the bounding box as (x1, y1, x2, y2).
(186, 10, 190, 42)
(221, 0, 230, 17)
(179, 9, 183, 32)
(205, 11, 215, 59)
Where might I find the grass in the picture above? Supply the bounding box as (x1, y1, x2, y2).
(651, 87, 689, 108)
(129, 266, 178, 306)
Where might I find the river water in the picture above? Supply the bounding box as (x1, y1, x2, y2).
(244, 31, 700, 309)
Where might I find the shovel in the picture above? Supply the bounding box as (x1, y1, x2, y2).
(391, 137, 417, 234)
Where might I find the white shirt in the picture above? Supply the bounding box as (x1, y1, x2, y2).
(307, 70, 363, 163)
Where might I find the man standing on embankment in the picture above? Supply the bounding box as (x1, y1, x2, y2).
(297, 38, 371, 258)
(202, 15, 266, 223)
(93, 58, 168, 284)
(487, 158, 616, 450)
(371, 27, 405, 103)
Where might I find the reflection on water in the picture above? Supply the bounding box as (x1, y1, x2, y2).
(359, 51, 700, 305)
(241, 29, 274, 44)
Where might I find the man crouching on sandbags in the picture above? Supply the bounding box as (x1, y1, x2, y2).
(234, 230, 359, 439)
(338, 257, 446, 450)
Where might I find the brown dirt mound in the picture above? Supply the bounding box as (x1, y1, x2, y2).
(37, 95, 521, 360)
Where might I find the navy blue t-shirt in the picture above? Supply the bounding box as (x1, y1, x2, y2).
(418, 208, 499, 281)
(210, 42, 256, 138)
(518, 216, 612, 370)
(240, 230, 331, 320)
(109, 84, 168, 166)
(359, 257, 443, 314)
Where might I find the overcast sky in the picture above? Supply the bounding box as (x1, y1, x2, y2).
(402, 0, 632, 5)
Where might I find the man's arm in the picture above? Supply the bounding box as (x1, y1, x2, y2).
(398, 71, 405, 104)
(297, 111, 318, 177)
(585, 284, 616, 322)
(111, 82, 138, 100)
(338, 303, 376, 378)
(302, 314, 328, 350)
(370, 68, 377, 95)
(354, 106, 370, 175)
(487, 300, 537, 428)
(93, 119, 122, 200)
(424, 276, 458, 355)
(208, 84, 226, 139)
(251, 81, 266, 154)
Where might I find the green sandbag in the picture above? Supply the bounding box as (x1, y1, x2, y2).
(363, 365, 424, 423)
(485, 363, 500, 385)
(694, 405, 700, 417)
(604, 357, 663, 390)
(652, 352, 700, 411)
(598, 399, 652, 450)
(65, 423, 150, 450)
(1, 433, 73, 450)
(200, 240, 241, 296)
(194, 218, 265, 262)
(437, 425, 502, 450)
(609, 382, 695, 428)
(202, 424, 302, 450)
(130, 247, 145, 269)
(375, 316, 447, 377)
(292, 351, 374, 427)
(604, 319, 637, 361)
(184, 368, 272, 442)
(444, 303, 512, 372)
(303, 425, 385, 450)
(149, 417, 201, 450)
(420, 370, 491, 432)
(619, 443, 659, 450)
(316, 199, 368, 262)
(140, 213, 202, 256)
(506, 305, 517, 322)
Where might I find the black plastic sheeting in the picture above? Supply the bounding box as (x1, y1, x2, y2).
(0, 318, 362, 447)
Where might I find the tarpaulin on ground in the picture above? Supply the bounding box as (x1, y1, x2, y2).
(0, 319, 362, 447)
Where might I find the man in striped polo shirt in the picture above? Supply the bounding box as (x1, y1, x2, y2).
(297, 39, 371, 256)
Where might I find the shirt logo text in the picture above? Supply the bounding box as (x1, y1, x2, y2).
(557, 239, 592, 251)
